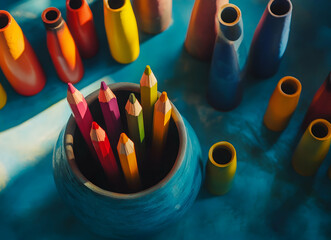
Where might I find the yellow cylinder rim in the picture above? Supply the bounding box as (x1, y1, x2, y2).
(308, 119, 331, 141)
(104, 0, 127, 12)
(277, 76, 302, 98)
(208, 141, 236, 168)
(218, 4, 241, 27)
(0, 11, 12, 32)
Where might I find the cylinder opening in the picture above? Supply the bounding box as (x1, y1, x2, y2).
(69, 0, 83, 10)
(45, 10, 59, 21)
(108, 0, 124, 9)
(270, 0, 291, 16)
(212, 146, 233, 165)
(221, 7, 238, 24)
(0, 13, 9, 29)
(281, 79, 298, 95)
(311, 122, 329, 139)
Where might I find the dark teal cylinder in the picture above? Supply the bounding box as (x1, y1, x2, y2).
(247, 0, 292, 78)
(207, 4, 244, 111)
(52, 83, 202, 239)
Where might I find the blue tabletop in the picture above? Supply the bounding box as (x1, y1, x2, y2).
(0, 0, 330, 239)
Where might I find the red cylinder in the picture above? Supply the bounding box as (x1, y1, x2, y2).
(301, 72, 331, 130)
(42, 7, 84, 84)
(0, 10, 46, 96)
(66, 0, 99, 58)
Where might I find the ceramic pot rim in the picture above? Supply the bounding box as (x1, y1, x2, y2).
(268, 0, 293, 18)
(0, 11, 12, 32)
(218, 4, 241, 27)
(104, 0, 127, 12)
(308, 119, 331, 141)
(66, 0, 85, 11)
(277, 76, 302, 98)
(208, 141, 236, 168)
(63, 82, 187, 199)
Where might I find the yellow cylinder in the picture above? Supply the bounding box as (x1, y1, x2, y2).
(264, 76, 302, 131)
(0, 82, 7, 109)
(103, 0, 140, 64)
(205, 141, 237, 195)
(292, 119, 331, 176)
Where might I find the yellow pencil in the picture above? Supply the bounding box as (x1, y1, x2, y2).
(152, 91, 172, 161)
(140, 65, 158, 140)
(117, 133, 141, 192)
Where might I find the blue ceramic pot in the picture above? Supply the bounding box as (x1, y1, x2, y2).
(208, 4, 244, 111)
(247, 0, 292, 79)
(53, 82, 202, 239)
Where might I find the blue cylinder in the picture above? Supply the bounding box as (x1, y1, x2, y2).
(52, 82, 202, 239)
(208, 4, 244, 111)
(247, 0, 292, 79)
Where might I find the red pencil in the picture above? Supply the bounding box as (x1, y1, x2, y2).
(67, 83, 94, 153)
(90, 122, 121, 187)
(98, 81, 123, 151)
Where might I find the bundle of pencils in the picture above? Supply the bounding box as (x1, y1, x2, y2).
(66, 65, 172, 192)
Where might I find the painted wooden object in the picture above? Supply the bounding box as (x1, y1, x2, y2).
(66, 0, 99, 58)
(0, 10, 46, 96)
(42, 7, 84, 84)
(99, 81, 123, 151)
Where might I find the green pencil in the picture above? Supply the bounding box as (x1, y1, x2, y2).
(140, 65, 158, 141)
(125, 93, 145, 164)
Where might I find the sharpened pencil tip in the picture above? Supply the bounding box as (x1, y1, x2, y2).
(160, 92, 168, 102)
(144, 65, 151, 75)
(129, 93, 136, 104)
(92, 121, 99, 130)
(119, 132, 129, 143)
(101, 81, 108, 91)
(68, 83, 76, 94)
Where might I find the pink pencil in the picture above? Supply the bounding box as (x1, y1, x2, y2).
(90, 122, 121, 188)
(67, 83, 94, 153)
(98, 81, 123, 150)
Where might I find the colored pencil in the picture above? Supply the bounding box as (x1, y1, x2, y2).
(152, 92, 172, 160)
(125, 93, 145, 161)
(90, 122, 121, 188)
(99, 81, 123, 150)
(117, 133, 141, 191)
(67, 83, 94, 153)
(140, 65, 158, 141)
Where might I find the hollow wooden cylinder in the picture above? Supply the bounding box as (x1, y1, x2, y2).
(292, 119, 331, 176)
(208, 4, 243, 111)
(0, 10, 46, 96)
(205, 141, 237, 195)
(66, 0, 99, 58)
(42, 7, 84, 84)
(263, 76, 301, 131)
(133, 0, 172, 34)
(103, 0, 140, 64)
(247, 0, 292, 78)
(185, 0, 229, 61)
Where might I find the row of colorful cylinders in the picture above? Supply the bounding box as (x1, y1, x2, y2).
(0, 0, 173, 108)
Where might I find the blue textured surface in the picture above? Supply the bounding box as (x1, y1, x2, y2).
(0, 0, 331, 239)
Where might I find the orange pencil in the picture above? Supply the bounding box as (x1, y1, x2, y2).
(152, 92, 172, 161)
(90, 122, 121, 189)
(117, 133, 141, 192)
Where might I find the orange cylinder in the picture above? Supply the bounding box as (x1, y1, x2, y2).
(66, 0, 99, 58)
(263, 76, 302, 131)
(0, 11, 46, 96)
(42, 7, 84, 84)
